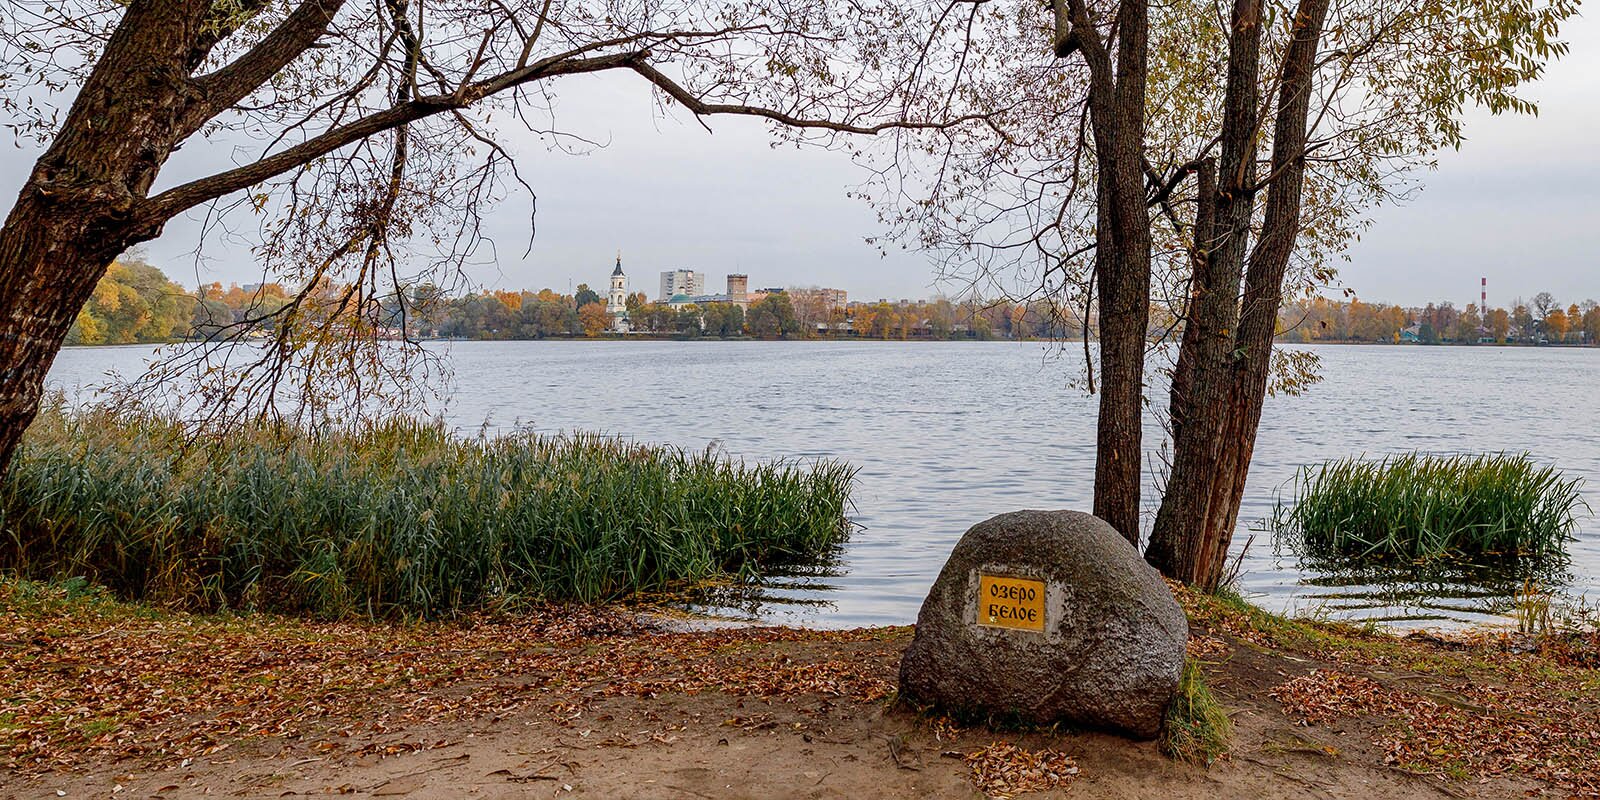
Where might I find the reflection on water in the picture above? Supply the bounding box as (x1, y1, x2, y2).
(1284, 554, 1574, 625)
(45, 340, 1600, 629)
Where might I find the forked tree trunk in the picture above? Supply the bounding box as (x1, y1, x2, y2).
(1145, 0, 1265, 577)
(1145, 0, 1330, 589)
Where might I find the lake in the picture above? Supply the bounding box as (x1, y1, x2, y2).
(44, 340, 1600, 628)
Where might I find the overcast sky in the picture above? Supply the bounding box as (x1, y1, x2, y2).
(4, 12, 1595, 309)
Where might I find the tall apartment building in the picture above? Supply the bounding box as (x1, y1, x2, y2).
(658, 269, 706, 301)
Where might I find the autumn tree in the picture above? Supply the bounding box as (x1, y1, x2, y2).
(870, 0, 1574, 584)
(1486, 308, 1510, 343)
(493, 290, 524, 313)
(574, 285, 602, 310)
(673, 306, 704, 336)
(0, 0, 990, 471)
(787, 287, 835, 338)
(631, 303, 676, 334)
(850, 305, 877, 338)
(1582, 305, 1600, 345)
(747, 293, 800, 338)
(699, 302, 745, 337)
(68, 260, 196, 344)
(517, 293, 580, 338)
(1512, 302, 1535, 341)
(577, 302, 611, 337)
(1544, 308, 1569, 343)
(1452, 304, 1483, 343)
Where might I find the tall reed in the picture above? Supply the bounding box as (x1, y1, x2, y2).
(0, 402, 856, 618)
(1274, 452, 1585, 567)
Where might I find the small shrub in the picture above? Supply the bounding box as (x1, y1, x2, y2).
(0, 403, 856, 618)
(1161, 658, 1231, 765)
(1274, 452, 1585, 568)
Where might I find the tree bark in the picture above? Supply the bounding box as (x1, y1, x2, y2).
(1057, 0, 1152, 546)
(1192, 0, 1332, 590)
(1144, 0, 1264, 578)
(1164, 159, 1216, 443)
(0, 0, 215, 471)
(1144, 0, 1330, 590)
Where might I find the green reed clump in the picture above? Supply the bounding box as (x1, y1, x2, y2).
(1274, 452, 1585, 567)
(0, 403, 855, 618)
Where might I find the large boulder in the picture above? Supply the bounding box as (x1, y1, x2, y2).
(898, 510, 1187, 739)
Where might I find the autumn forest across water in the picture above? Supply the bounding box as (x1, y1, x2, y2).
(68, 260, 1600, 346)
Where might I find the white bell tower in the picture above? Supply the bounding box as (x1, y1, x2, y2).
(607, 252, 628, 330)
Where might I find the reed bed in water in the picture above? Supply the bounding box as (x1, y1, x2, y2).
(0, 403, 855, 617)
(1274, 452, 1586, 567)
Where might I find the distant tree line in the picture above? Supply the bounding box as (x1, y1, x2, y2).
(420, 288, 1090, 341)
(66, 263, 1098, 345)
(66, 263, 1600, 350)
(65, 260, 196, 345)
(1277, 293, 1600, 346)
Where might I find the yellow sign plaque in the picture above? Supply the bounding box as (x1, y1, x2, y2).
(977, 574, 1046, 632)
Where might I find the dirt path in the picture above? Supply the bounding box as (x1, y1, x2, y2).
(3, 583, 1591, 799)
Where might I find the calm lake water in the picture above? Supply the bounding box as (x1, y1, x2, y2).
(45, 341, 1600, 628)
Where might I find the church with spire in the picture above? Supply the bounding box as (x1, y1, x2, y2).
(607, 252, 629, 332)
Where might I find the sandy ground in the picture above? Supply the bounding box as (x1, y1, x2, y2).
(3, 586, 1588, 799)
(16, 675, 1527, 800)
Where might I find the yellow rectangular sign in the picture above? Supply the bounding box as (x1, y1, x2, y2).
(977, 574, 1046, 632)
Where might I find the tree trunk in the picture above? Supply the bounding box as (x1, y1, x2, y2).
(1062, 0, 1151, 547)
(1144, 0, 1331, 590)
(0, 0, 208, 473)
(0, 206, 131, 471)
(1164, 159, 1216, 443)
(1187, 0, 1332, 590)
(1145, 0, 1264, 579)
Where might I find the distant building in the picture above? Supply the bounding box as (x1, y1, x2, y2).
(747, 286, 786, 305)
(659, 270, 706, 302)
(607, 253, 629, 332)
(727, 274, 749, 307)
(667, 293, 734, 309)
(819, 288, 848, 309)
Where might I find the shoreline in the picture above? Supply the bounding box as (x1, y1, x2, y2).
(56, 336, 1600, 348)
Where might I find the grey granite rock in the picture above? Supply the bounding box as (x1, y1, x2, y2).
(898, 510, 1187, 739)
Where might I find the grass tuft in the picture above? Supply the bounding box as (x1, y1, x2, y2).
(1274, 452, 1585, 568)
(0, 402, 856, 618)
(1161, 657, 1232, 765)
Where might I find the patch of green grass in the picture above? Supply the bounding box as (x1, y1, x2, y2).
(0, 403, 856, 618)
(1161, 658, 1231, 765)
(77, 718, 120, 738)
(1273, 452, 1585, 568)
